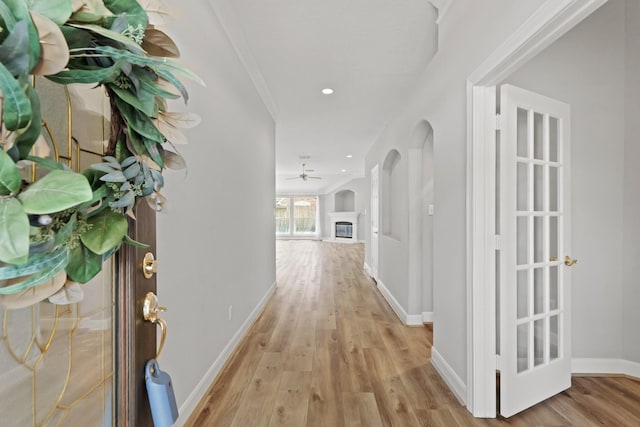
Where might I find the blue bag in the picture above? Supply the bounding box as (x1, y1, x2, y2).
(145, 359, 179, 427)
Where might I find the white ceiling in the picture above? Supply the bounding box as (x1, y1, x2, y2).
(226, 0, 440, 194)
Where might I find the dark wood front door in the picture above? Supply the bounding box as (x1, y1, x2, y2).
(117, 201, 157, 426)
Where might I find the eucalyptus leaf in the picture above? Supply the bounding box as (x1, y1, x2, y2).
(121, 156, 137, 168)
(99, 170, 126, 182)
(0, 62, 32, 130)
(162, 149, 186, 171)
(126, 128, 146, 156)
(0, 19, 30, 75)
(60, 25, 92, 50)
(0, 197, 29, 264)
(80, 208, 128, 254)
(26, 0, 73, 25)
(0, 149, 21, 195)
(15, 83, 42, 158)
(110, 189, 134, 208)
(91, 162, 119, 174)
(122, 161, 140, 179)
(18, 170, 93, 214)
(65, 242, 102, 283)
(143, 136, 163, 168)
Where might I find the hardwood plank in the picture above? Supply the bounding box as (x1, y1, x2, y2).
(268, 371, 312, 427)
(342, 392, 384, 427)
(230, 352, 283, 427)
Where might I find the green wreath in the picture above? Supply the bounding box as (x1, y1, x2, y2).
(0, 0, 201, 285)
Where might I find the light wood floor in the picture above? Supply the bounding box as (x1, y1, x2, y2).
(186, 240, 640, 426)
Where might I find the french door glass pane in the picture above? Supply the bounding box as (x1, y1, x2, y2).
(294, 197, 317, 234)
(549, 167, 559, 212)
(534, 165, 544, 211)
(549, 117, 559, 162)
(550, 315, 559, 360)
(517, 270, 529, 319)
(534, 112, 544, 160)
(534, 268, 544, 315)
(517, 217, 529, 266)
(517, 162, 528, 211)
(517, 108, 529, 158)
(550, 267, 559, 310)
(534, 319, 545, 366)
(517, 324, 529, 373)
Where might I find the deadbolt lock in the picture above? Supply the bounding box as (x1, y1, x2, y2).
(142, 252, 158, 279)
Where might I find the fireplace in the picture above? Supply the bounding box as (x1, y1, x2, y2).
(335, 221, 353, 239)
(328, 212, 359, 242)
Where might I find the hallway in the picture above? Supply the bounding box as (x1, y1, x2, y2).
(185, 241, 640, 426)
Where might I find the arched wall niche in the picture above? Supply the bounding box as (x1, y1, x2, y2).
(381, 149, 402, 240)
(335, 189, 355, 212)
(407, 119, 435, 319)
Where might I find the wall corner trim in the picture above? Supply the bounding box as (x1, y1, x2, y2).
(422, 312, 434, 323)
(572, 358, 640, 378)
(176, 280, 278, 426)
(431, 346, 467, 405)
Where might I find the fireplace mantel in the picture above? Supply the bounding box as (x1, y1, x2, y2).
(328, 212, 359, 242)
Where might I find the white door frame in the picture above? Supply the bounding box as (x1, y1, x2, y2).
(465, 0, 606, 417)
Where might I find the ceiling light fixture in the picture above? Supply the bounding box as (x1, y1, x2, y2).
(321, 88, 334, 95)
(346, 154, 353, 158)
(341, 169, 347, 173)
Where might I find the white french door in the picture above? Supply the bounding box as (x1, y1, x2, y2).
(370, 165, 380, 278)
(499, 84, 573, 417)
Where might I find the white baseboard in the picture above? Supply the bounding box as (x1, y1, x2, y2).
(323, 238, 360, 244)
(431, 346, 467, 406)
(176, 281, 277, 426)
(422, 312, 434, 323)
(376, 279, 423, 326)
(363, 262, 373, 278)
(572, 358, 640, 378)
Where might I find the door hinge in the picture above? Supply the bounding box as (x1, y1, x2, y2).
(494, 235, 503, 250)
(495, 113, 503, 131)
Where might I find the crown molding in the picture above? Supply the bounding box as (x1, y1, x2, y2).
(206, 0, 279, 120)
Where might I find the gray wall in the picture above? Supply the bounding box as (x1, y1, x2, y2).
(364, 0, 549, 381)
(156, 3, 276, 409)
(506, 0, 636, 360)
(623, 0, 640, 363)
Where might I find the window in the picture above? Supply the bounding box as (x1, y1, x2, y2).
(275, 196, 318, 236)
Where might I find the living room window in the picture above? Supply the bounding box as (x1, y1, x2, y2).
(275, 196, 318, 236)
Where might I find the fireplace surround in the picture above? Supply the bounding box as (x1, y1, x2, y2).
(328, 212, 359, 242)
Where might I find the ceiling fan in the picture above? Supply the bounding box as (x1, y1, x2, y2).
(286, 163, 322, 181)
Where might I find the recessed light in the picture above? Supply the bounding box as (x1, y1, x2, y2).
(322, 88, 334, 95)
(346, 154, 353, 158)
(341, 169, 347, 173)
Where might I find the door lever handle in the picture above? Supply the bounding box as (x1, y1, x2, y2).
(564, 255, 578, 267)
(143, 292, 167, 359)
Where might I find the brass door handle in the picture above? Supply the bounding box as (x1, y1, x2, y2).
(143, 292, 167, 359)
(564, 255, 578, 267)
(142, 252, 158, 279)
